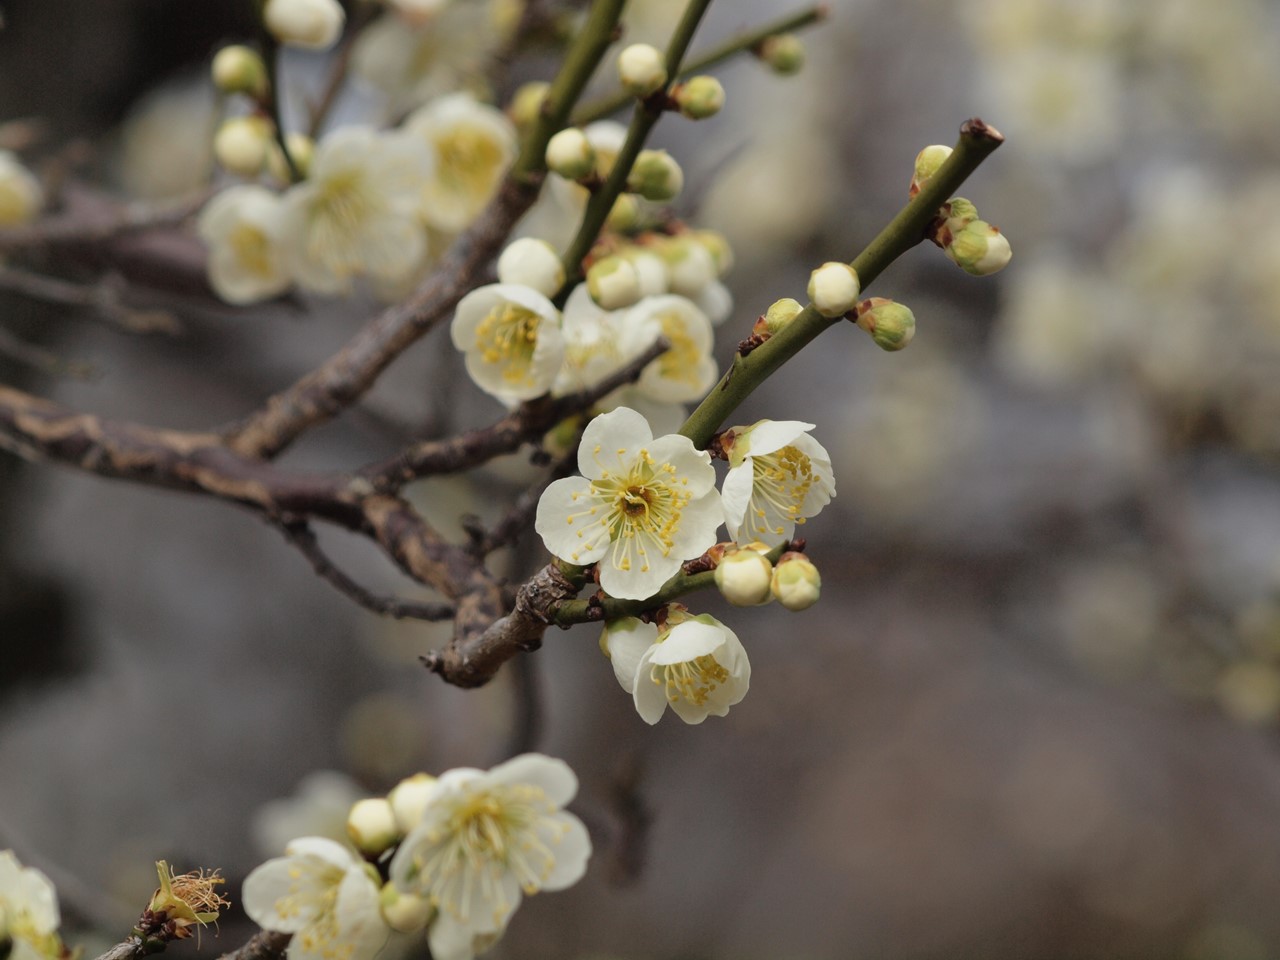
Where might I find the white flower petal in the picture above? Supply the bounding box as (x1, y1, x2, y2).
(720, 462, 754, 540)
(605, 618, 660, 691)
(538, 813, 592, 891)
(576, 406, 653, 479)
(740, 419, 815, 459)
(486, 753, 579, 807)
(598, 547, 680, 600)
(535, 476, 610, 564)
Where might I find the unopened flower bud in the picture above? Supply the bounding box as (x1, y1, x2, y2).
(693, 229, 733, 276)
(617, 43, 668, 97)
(942, 196, 979, 230)
(758, 33, 805, 75)
(212, 46, 268, 98)
(605, 193, 641, 232)
(909, 144, 952, 197)
(346, 798, 399, 856)
(807, 261, 860, 317)
(673, 76, 725, 120)
(498, 237, 565, 297)
(771, 552, 820, 611)
(509, 81, 550, 130)
(586, 255, 641, 309)
(855, 297, 916, 351)
(263, 0, 345, 50)
(379, 883, 434, 933)
(660, 236, 716, 296)
(545, 127, 595, 181)
(625, 249, 669, 297)
(267, 132, 315, 181)
(214, 116, 273, 177)
(945, 220, 1012, 276)
(753, 297, 804, 337)
(715, 546, 775, 607)
(387, 773, 438, 832)
(626, 149, 683, 203)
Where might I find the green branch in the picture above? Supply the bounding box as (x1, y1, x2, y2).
(571, 4, 829, 126)
(679, 118, 1006, 449)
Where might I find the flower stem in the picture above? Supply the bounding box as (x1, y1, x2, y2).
(679, 118, 1006, 450)
(571, 4, 829, 126)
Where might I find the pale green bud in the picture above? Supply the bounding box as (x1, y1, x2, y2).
(771, 552, 821, 611)
(387, 773, 437, 832)
(267, 132, 315, 181)
(946, 219, 1012, 276)
(497, 237, 565, 297)
(211, 46, 267, 98)
(753, 297, 803, 337)
(856, 297, 916, 352)
(673, 76, 725, 120)
(605, 193, 641, 232)
(909, 144, 952, 197)
(943, 197, 979, 230)
(807, 261, 860, 318)
(758, 33, 805, 75)
(693, 229, 734, 276)
(617, 43, 668, 97)
(626, 149, 684, 203)
(509, 81, 550, 131)
(379, 883, 434, 933)
(346, 797, 400, 856)
(545, 127, 596, 181)
(715, 547, 775, 607)
(587, 255, 642, 309)
(214, 116, 273, 177)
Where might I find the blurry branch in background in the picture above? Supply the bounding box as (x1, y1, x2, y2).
(0, 264, 181, 335)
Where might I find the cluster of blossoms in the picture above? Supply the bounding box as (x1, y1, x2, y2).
(244, 754, 590, 960)
(0, 852, 65, 960)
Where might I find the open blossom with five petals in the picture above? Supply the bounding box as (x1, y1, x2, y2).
(621, 295, 718, 404)
(603, 612, 751, 725)
(535, 407, 721, 600)
(242, 837, 387, 960)
(452, 283, 564, 403)
(0, 850, 63, 960)
(388, 754, 590, 960)
(198, 185, 291, 305)
(721, 419, 836, 546)
(282, 127, 432, 296)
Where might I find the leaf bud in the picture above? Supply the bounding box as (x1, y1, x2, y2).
(262, 0, 345, 50)
(496, 238, 565, 297)
(211, 46, 268, 98)
(626, 149, 684, 203)
(855, 297, 916, 351)
(715, 546, 775, 607)
(545, 127, 596, 181)
(753, 297, 804, 337)
(387, 772, 438, 832)
(909, 144, 952, 197)
(807, 261, 861, 318)
(214, 116, 273, 177)
(672, 76, 725, 120)
(508, 81, 550, 131)
(945, 220, 1012, 276)
(617, 43, 668, 97)
(346, 797, 400, 856)
(379, 883, 434, 933)
(758, 33, 806, 75)
(586, 255, 642, 309)
(771, 552, 821, 611)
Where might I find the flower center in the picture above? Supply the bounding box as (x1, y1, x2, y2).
(654, 310, 703, 388)
(229, 222, 274, 278)
(650, 653, 729, 706)
(435, 126, 505, 199)
(474, 303, 542, 382)
(306, 169, 382, 275)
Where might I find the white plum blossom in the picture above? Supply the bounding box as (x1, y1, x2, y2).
(0, 851, 62, 960)
(0, 152, 43, 227)
(535, 407, 721, 600)
(553, 284, 627, 395)
(263, 0, 345, 50)
(721, 420, 836, 546)
(389, 754, 591, 960)
(198, 186, 292, 305)
(243, 837, 387, 960)
(405, 93, 516, 233)
(451, 283, 564, 403)
(282, 127, 432, 295)
(605, 613, 751, 725)
(622, 295, 718, 404)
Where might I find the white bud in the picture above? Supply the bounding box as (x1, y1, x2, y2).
(625, 249, 670, 297)
(771, 553, 821, 611)
(715, 547, 775, 607)
(387, 773, 438, 832)
(545, 128, 596, 181)
(497, 238, 565, 297)
(617, 43, 668, 97)
(758, 33, 805, 76)
(379, 883, 434, 933)
(214, 116, 273, 177)
(263, 0, 345, 50)
(945, 220, 1012, 276)
(807, 261, 860, 318)
(586, 256, 641, 309)
(346, 798, 399, 856)
(211, 46, 267, 98)
(661, 237, 716, 297)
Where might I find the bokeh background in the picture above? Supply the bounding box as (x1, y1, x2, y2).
(4, 1, 1280, 958)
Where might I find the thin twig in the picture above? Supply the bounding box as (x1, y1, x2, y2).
(216, 931, 292, 960)
(0, 189, 209, 256)
(0, 265, 181, 335)
(0, 326, 95, 379)
(277, 520, 456, 621)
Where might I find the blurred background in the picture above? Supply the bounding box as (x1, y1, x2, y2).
(4, 0, 1280, 958)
